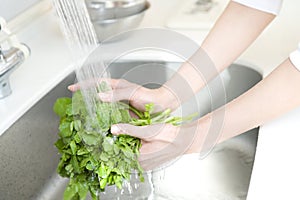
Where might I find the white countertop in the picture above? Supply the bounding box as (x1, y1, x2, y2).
(1, 0, 300, 199)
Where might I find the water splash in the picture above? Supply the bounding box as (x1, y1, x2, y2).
(148, 172, 155, 200)
(123, 180, 133, 195)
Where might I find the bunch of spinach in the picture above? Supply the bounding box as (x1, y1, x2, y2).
(54, 91, 191, 200)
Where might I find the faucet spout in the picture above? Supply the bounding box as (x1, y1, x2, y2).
(0, 46, 27, 99)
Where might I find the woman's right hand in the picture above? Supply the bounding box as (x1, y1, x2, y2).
(68, 79, 179, 112)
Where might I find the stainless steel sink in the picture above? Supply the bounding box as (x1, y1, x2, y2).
(0, 61, 262, 200)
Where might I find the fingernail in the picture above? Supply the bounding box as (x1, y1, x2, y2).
(111, 125, 121, 134)
(67, 85, 73, 91)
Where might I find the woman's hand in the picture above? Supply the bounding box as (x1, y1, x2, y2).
(110, 120, 209, 170)
(68, 79, 179, 112)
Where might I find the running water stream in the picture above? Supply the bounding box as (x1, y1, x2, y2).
(52, 0, 155, 199)
(53, 0, 110, 132)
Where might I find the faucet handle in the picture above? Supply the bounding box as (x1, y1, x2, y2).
(0, 17, 30, 59)
(0, 17, 30, 99)
(0, 73, 13, 99)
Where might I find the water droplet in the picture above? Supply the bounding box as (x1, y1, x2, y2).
(123, 180, 133, 194)
(148, 172, 155, 200)
(134, 183, 139, 189)
(160, 169, 166, 180)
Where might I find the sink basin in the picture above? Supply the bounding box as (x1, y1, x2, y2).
(0, 61, 262, 200)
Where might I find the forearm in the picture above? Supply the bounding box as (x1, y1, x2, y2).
(188, 59, 300, 153)
(160, 1, 276, 109)
(201, 1, 275, 71)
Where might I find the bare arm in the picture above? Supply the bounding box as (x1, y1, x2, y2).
(110, 59, 300, 169)
(188, 59, 300, 153)
(160, 1, 276, 109)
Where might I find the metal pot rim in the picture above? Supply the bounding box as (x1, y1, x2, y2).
(91, 1, 150, 24)
(86, 0, 146, 10)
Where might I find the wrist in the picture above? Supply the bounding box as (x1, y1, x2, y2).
(184, 114, 212, 154)
(156, 86, 180, 111)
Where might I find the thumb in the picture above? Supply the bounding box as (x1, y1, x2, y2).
(110, 124, 141, 137)
(111, 123, 166, 140)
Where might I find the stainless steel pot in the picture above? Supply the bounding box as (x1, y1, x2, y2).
(86, 0, 147, 21)
(91, 2, 150, 41)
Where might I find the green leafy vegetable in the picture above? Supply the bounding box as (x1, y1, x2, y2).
(54, 90, 194, 200)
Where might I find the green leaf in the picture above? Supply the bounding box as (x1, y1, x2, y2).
(89, 186, 99, 200)
(144, 103, 154, 119)
(70, 141, 77, 155)
(55, 138, 65, 150)
(86, 162, 94, 171)
(113, 144, 120, 155)
(72, 91, 87, 116)
(100, 153, 109, 162)
(65, 104, 73, 116)
(59, 121, 73, 138)
(79, 158, 90, 168)
(63, 182, 77, 200)
(71, 156, 80, 174)
(110, 107, 122, 124)
(74, 120, 82, 131)
(79, 131, 99, 146)
(102, 137, 114, 153)
(119, 109, 131, 123)
(77, 182, 89, 200)
(53, 98, 72, 117)
(73, 133, 82, 144)
(77, 148, 88, 156)
(121, 145, 134, 159)
(97, 103, 111, 130)
(97, 163, 107, 178)
(100, 178, 107, 189)
(65, 163, 73, 173)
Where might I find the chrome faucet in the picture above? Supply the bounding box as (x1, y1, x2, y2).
(0, 46, 27, 99)
(0, 18, 30, 99)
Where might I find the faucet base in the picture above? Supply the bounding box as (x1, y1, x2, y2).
(0, 78, 12, 99)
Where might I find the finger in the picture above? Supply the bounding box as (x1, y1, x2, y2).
(68, 84, 80, 92)
(68, 78, 100, 92)
(98, 87, 138, 102)
(110, 123, 166, 141)
(138, 145, 182, 171)
(105, 78, 135, 89)
(129, 110, 139, 119)
(68, 78, 134, 92)
(138, 152, 171, 171)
